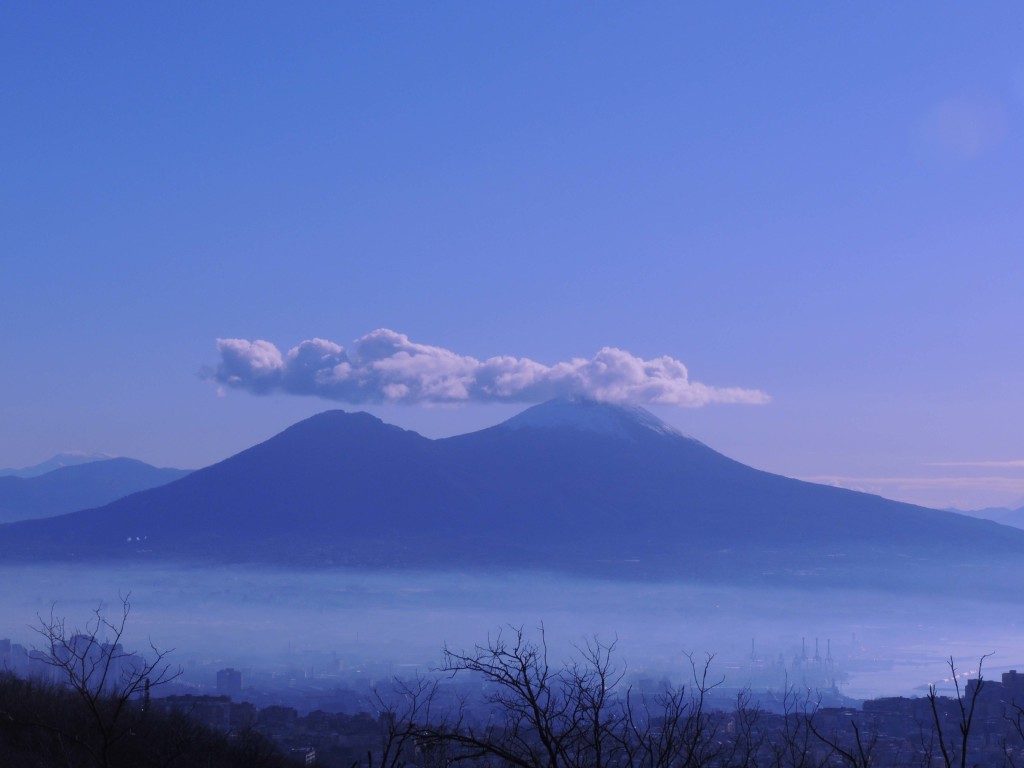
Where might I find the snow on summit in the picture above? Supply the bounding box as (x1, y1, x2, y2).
(499, 397, 685, 439)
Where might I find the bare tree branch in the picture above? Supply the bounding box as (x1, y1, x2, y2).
(30, 593, 182, 768)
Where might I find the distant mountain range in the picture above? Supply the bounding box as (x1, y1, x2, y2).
(0, 458, 191, 524)
(0, 452, 114, 478)
(1, 399, 1021, 595)
(960, 505, 1024, 530)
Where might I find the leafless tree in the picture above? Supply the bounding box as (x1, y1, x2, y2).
(1004, 700, 1024, 768)
(927, 654, 991, 768)
(435, 624, 606, 768)
(418, 625, 746, 768)
(806, 711, 876, 768)
(615, 652, 734, 768)
(720, 689, 766, 768)
(365, 674, 444, 768)
(761, 683, 828, 768)
(32, 593, 182, 768)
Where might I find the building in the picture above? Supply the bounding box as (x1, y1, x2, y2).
(216, 667, 243, 698)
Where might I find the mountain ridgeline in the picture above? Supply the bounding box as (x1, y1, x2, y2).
(0, 458, 191, 524)
(1, 399, 1020, 594)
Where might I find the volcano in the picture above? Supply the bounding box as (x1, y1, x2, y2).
(1, 399, 1019, 594)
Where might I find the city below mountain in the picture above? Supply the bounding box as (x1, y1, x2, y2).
(1, 398, 1020, 596)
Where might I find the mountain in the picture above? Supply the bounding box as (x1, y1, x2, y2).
(0, 458, 192, 524)
(1, 399, 1021, 594)
(960, 505, 1024, 530)
(0, 452, 114, 478)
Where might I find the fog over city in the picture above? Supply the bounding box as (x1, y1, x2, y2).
(1, 561, 1018, 701)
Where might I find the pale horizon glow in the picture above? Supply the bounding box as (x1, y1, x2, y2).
(805, 474, 1024, 511)
(927, 459, 1024, 469)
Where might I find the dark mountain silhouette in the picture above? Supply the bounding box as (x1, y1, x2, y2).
(0, 458, 191, 523)
(1, 399, 1021, 594)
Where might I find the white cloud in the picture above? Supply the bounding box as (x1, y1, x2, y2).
(208, 329, 770, 407)
(214, 339, 284, 393)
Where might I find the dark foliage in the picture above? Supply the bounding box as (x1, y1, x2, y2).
(0, 671, 299, 768)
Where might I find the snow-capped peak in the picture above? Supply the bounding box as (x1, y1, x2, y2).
(499, 397, 685, 439)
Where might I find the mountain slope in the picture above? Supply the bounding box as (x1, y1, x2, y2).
(0, 411, 477, 564)
(0, 400, 1021, 594)
(438, 399, 1020, 585)
(0, 458, 191, 523)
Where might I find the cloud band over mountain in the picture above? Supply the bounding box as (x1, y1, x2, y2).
(209, 329, 770, 407)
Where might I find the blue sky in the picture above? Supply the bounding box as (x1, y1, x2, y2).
(2, 3, 1023, 509)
